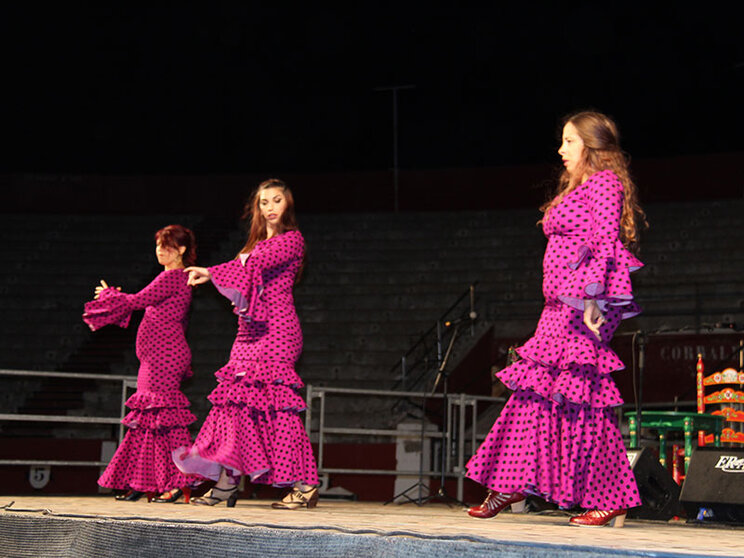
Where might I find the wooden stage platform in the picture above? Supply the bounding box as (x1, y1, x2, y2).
(1, 496, 742, 557)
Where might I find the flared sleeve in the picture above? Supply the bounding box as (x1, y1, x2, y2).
(209, 230, 304, 322)
(557, 170, 643, 319)
(82, 270, 182, 331)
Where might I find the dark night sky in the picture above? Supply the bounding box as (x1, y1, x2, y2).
(2, 4, 743, 175)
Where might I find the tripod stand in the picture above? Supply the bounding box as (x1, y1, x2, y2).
(385, 320, 474, 507)
(383, 396, 432, 505)
(385, 321, 468, 506)
(418, 321, 467, 507)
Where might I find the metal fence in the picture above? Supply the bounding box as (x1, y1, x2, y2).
(305, 384, 699, 501)
(305, 384, 506, 502)
(0, 368, 136, 468)
(0, 369, 698, 500)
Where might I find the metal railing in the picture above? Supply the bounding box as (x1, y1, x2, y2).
(0, 368, 136, 467)
(390, 283, 478, 392)
(305, 384, 506, 502)
(1, 370, 697, 492)
(305, 384, 705, 501)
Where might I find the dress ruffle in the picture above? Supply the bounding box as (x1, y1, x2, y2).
(464, 389, 642, 509)
(208, 360, 306, 412)
(82, 288, 133, 330)
(497, 335, 624, 408)
(122, 389, 196, 430)
(122, 407, 197, 429)
(210, 259, 268, 322)
(215, 359, 304, 388)
(558, 238, 643, 319)
(173, 403, 317, 486)
(99, 426, 196, 492)
(125, 389, 192, 410)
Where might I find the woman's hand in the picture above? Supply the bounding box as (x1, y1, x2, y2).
(94, 279, 120, 300)
(184, 266, 211, 286)
(583, 299, 605, 341)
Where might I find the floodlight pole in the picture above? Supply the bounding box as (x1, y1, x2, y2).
(374, 84, 415, 212)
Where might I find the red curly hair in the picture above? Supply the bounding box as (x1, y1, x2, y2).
(155, 224, 197, 266)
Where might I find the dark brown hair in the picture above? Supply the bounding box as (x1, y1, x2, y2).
(240, 178, 299, 254)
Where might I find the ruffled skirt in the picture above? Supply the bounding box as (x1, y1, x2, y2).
(98, 389, 196, 493)
(465, 303, 642, 509)
(174, 358, 318, 487)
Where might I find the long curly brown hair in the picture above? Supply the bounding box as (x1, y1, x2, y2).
(542, 111, 647, 250)
(240, 178, 300, 255)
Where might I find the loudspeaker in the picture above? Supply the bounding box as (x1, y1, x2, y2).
(679, 447, 744, 523)
(626, 447, 681, 520)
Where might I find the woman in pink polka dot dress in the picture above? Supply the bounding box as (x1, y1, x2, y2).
(175, 178, 319, 509)
(466, 112, 647, 528)
(83, 225, 197, 503)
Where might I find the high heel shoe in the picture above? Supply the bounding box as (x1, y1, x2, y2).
(271, 486, 319, 510)
(467, 491, 526, 519)
(153, 487, 192, 504)
(114, 490, 156, 502)
(191, 485, 238, 507)
(569, 509, 627, 528)
(115, 490, 144, 502)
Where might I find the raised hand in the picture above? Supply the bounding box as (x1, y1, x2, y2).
(184, 266, 211, 286)
(94, 279, 121, 299)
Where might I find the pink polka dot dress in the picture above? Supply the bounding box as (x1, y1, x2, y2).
(174, 230, 318, 487)
(83, 269, 196, 493)
(466, 170, 644, 510)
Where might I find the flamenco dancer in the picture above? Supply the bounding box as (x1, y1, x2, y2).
(83, 224, 197, 503)
(174, 178, 319, 509)
(466, 111, 646, 527)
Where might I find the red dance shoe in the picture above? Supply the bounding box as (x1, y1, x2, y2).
(569, 509, 627, 528)
(467, 491, 526, 519)
(152, 487, 192, 504)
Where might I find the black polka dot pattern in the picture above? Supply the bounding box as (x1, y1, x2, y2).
(465, 170, 643, 510)
(83, 269, 196, 493)
(174, 230, 318, 487)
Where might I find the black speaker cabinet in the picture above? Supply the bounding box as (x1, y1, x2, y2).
(679, 447, 744, 523)
(626, 447, 681, 520)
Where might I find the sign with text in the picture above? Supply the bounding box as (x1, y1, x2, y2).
(611, 333, 744, 404)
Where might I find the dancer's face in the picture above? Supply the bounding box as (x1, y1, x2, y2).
(156, 241, 186, 270)
(259, 187, 287, 232)
(558, 122, 586, 178)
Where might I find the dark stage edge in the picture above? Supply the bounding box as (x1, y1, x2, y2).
(1, 497, 742, 558)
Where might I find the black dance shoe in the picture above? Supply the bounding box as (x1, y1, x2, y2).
(115, 490, 145, 502)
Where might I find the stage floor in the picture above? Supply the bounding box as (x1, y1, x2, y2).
(1, 496, 743, 558)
